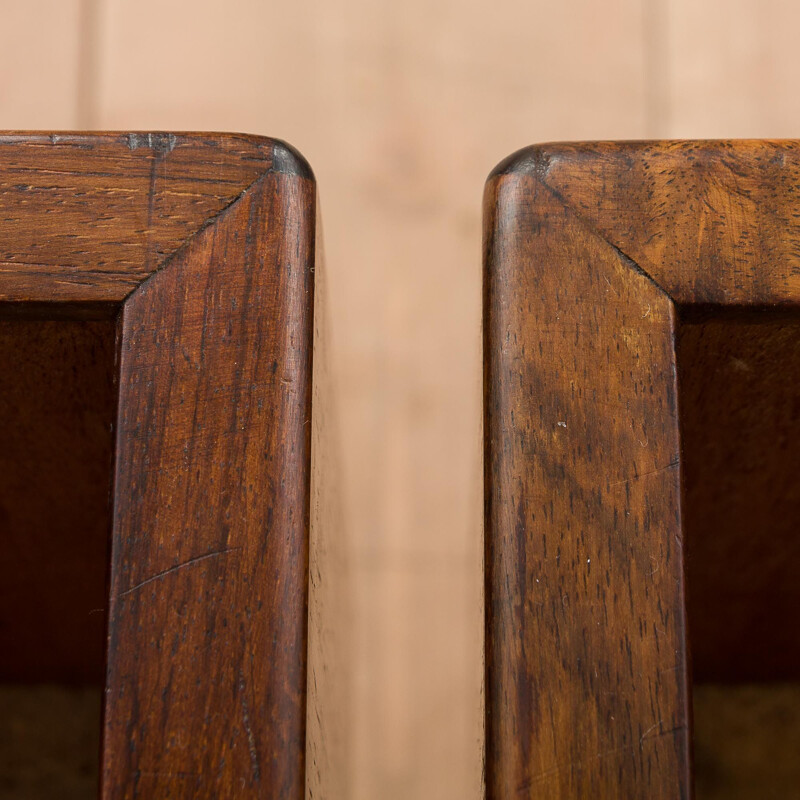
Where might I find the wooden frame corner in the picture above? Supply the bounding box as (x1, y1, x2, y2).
(484, 140, 800, 797)
(0, 132, 317, 798)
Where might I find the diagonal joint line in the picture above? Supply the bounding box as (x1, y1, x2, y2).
(530, 172, 676, 305)
(118, 168, 272, 305)
(118, 152, 310, 305)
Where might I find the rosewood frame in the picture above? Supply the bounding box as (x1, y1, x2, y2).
(0, 133, 316, 798)
(483, 140, 800, 797)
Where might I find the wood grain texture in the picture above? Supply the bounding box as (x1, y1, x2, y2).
(484, 162, 690, 799)
(0, 133, 280, 310)
(513, 140, 800, 304)
(485, 139, 800, 796)
(105, 158, 315, 799)
(0, 133, 317, 798)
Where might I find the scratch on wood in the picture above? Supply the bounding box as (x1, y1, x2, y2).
(117, 547, 242, 598)
(238, 668, 262, 784)
(136, 770, 202, 781)
(515, 724, 687, 793)
(639, 720, 662, 744)
(607, 459, 680, 489)
(640, 723, 686, 748)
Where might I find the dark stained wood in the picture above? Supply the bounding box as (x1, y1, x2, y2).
(484, 140, 800, 797)
(693, 684, 800, 799)
(0, 133, 317, 798)
(0, 685, 102, 799)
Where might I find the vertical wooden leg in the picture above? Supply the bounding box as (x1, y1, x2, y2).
(103, 167, 316, 799)
(483, 160, 691, 798)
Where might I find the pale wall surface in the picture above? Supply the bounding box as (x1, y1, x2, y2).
(0, 1, 797, 797)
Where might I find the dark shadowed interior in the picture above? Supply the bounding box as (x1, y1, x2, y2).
(0, 317, 116, 798)
(676, 306, 800, 799)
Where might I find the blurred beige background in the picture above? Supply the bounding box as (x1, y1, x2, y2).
(2, 1, 800, 797)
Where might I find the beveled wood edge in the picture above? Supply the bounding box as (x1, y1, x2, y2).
(0, 130, 313, 180)
(0, 132, 314, 318)
(488, 139, 800, 308)
(1, 133, 320, 794)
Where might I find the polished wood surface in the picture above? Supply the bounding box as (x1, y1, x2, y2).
(0, 133, 317, 798)
(484, 140, 800, 797)
(522, 140, 800, 303)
